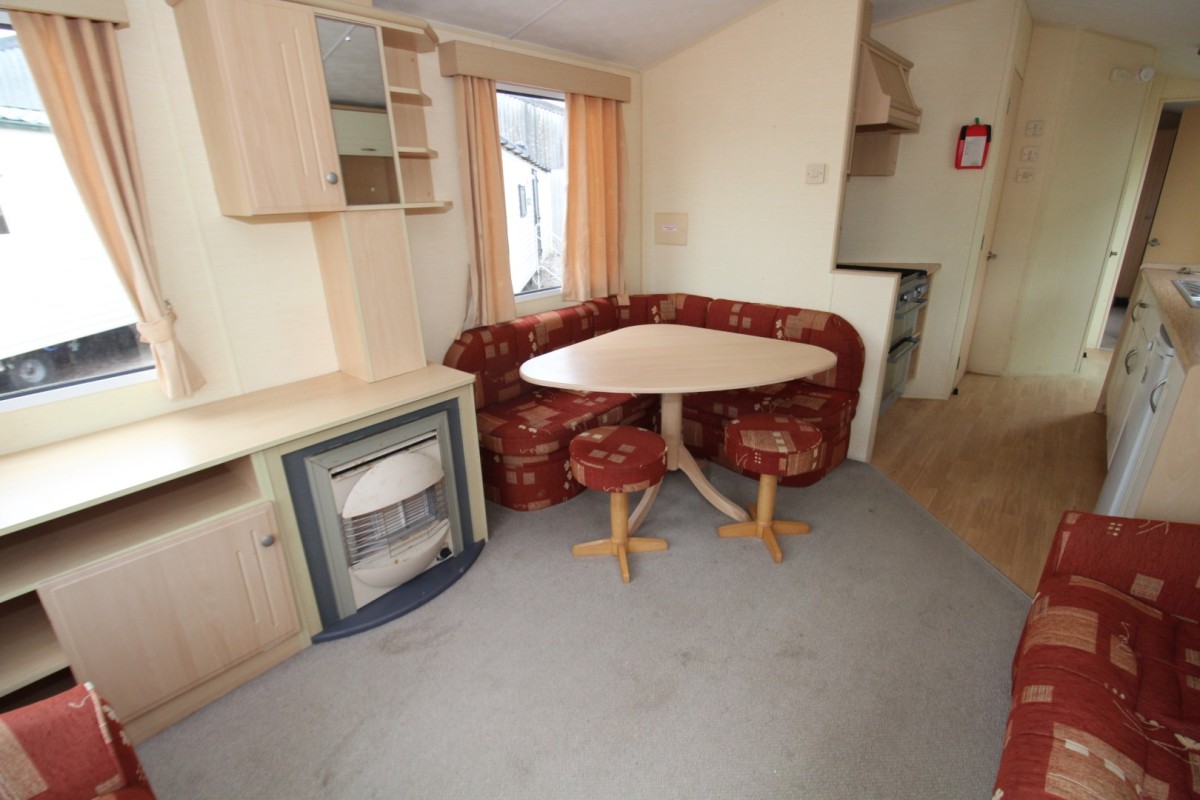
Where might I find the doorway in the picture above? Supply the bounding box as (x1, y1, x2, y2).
(1099, 101, 1200, 349)
(1099, 109, 1181, 348)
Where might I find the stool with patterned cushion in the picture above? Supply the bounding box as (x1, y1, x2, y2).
(569, 425, 669, 583)
(720, 413, 823, 562)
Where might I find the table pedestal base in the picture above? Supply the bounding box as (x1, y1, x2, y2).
(573, 492, 667, 583)
(717, 475, 810, 563)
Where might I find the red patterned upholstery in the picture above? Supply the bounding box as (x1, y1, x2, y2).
(724, 414, 823, 478)
(477, 388, 654, 457)
(994, 511, 1200, 799)
(0, 683, 155, 799)
(615, 293, 712, 327)
(705, 299, 780, 338)
(570, 426, 667, 494)
(443, 294, 863, 511)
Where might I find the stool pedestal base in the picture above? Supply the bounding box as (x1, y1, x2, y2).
(573, 492, 667, 583)
(717, 474, 810, 563)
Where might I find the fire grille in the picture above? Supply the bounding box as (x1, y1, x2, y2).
(339, 483, 448, 568)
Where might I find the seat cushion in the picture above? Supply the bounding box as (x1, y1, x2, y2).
(477, 389, 655, 457)
(724, 413, 822, 478)
(994, 573, 1200, 799)
(481, 450, 581, 511)
(684, 383, 858, 431)
(570, 426, 667, 493)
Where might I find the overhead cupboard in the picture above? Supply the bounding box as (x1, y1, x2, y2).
(168, 0, 448, 383)
(168, 0, 446, 215)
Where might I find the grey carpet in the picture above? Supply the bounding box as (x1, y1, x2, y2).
(138, 460, 1030, 799)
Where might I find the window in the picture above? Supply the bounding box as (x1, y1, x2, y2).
(0, 18, 154, 403)
(496, 88, 567, 297)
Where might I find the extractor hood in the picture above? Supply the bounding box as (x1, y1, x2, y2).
(855, 37, 921, 133)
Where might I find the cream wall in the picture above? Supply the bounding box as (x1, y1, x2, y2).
(640, 0, 860, 310)
(972, 28, 1154, 376)
(1148, 106, 1200, 264)
(838, 0, 1025, 400)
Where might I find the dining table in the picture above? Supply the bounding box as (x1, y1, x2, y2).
(519, 324, 837, 531)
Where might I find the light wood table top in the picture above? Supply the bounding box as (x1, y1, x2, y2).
(520, 325, 837, 394)
(521, 325, 837, 525)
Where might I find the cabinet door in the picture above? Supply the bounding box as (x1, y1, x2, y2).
(176, 0, 343, 215)
(38, 503, 299, 721)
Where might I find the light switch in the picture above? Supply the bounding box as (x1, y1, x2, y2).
(1020, 146, 1039, 162)
(1015, 167, 1035, 183)
(654, 213, 688, 246)
(805, 163, 826, 184)
(1025, 120, 1045, 137)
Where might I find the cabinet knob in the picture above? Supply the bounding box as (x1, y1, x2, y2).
(259, 534, 276, 548)
(326, 172, 339, 185)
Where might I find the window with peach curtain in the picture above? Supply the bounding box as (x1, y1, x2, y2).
(453, 75, 516, 328)
(10, 11, 204, 399)
(562, 93, 625, 302)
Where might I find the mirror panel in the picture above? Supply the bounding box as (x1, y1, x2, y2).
(315, 17, 399, 205)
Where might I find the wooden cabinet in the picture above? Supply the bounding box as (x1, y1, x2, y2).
(1105, 280, 1160, 463)
(172, 0, 344, 216)
(39, 503, 298, 723)
(0, 366, 487, 739)
(0, 456, 303, 739)
(172, 0, 448, 215)
(171, 0, 448, 382)
(1100, 268, 1200, 524)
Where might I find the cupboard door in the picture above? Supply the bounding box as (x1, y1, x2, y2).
(38, 503, 299, 721)
(175, 0, 343, 215)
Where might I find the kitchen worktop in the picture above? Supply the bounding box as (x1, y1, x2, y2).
(1142, 264, 1200, 372)
(835, 261, 942, 276)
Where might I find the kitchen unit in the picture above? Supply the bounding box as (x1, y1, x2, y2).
(1098, 265, 1200, 522)
(836, 262, 938, 413)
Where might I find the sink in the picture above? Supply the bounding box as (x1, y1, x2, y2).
(1175, 278, 1200, 309)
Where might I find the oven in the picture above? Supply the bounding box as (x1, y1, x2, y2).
(882, 269, 929, 411)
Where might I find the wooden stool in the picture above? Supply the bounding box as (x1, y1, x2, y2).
(569, 426, 669, 583)
(720, 413, 823, 563)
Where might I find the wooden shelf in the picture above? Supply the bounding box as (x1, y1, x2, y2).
(0, 459, 262, 602)
(388, 86, 430, 105)
(400, 201, 452, 211)
(396, 146, 437, 158)
(0, 596, 69, 697)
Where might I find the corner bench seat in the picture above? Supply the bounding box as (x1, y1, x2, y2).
(444, 293, 865, 511)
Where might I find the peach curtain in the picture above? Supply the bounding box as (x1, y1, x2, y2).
(563, 94, 625, 302)
(11, 11, 204, 399)
(453, 75, 516, 328)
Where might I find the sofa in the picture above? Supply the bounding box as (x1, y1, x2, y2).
(443, 293, 865, 511)
(993, 510, 1200, 799)
(0, 682, 155, 798)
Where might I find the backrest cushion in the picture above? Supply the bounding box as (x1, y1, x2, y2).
(705, 299, 779, 338)
(616, 294, 712, 327)
(586, 297, 619, 335)
(444, 305, 599, 408)
(443, 323, 525, 408)
(1047, 511, 1200, 621)
(774, 308, 865, 393)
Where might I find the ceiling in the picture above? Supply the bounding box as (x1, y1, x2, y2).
(372, 0, 1200, 79)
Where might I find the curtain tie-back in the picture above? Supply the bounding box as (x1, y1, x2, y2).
(137, 308, 176, 345)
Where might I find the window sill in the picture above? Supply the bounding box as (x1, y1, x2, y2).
(515, 288, 563, 305)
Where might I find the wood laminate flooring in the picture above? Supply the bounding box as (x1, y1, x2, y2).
(872, 350, 1111, 595)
